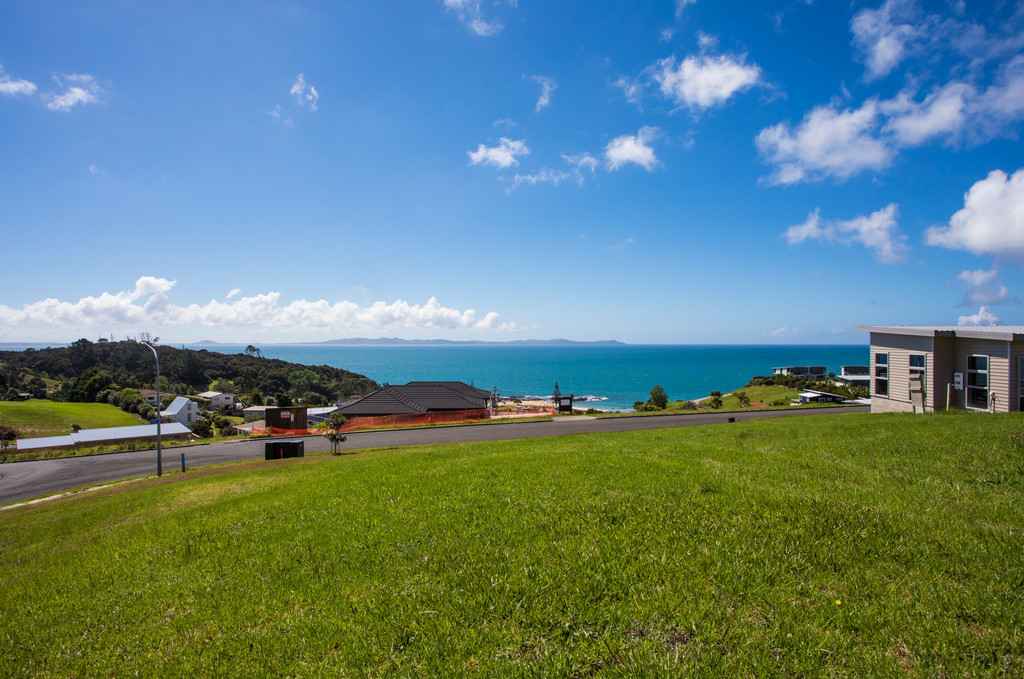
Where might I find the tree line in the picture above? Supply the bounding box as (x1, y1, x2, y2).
(0, 339, 380, 409)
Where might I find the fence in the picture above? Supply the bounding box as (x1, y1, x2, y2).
(251, 408, 499, 436)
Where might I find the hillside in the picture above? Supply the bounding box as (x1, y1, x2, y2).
(0, 339, 379, 404)
(1, 411, 1020, 676)
(0, 401, 143, 438)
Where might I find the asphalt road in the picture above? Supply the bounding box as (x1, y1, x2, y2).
(0, 405, 868, 506)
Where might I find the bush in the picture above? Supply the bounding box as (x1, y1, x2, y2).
(679, 400, 697, 410)
(647, 385, 669, 410)
(190, 419, 213, 438)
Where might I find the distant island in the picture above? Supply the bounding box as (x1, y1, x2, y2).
(191, 338, 626, 347)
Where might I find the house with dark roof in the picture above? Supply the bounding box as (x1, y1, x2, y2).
(336, 381, 491, 417)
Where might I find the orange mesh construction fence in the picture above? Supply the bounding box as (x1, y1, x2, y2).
(335, 409, 493, 431)
(251, 407, 553, 436)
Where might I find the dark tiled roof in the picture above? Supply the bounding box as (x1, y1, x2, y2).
(337, 381, 490, 416)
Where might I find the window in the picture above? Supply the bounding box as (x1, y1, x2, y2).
(874, 352, 888, 396)
(909, 354, 925, 397)
(967, 355, 989, 409)
(1019, 356, 1024, 411)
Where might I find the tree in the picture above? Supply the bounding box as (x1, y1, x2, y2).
(275, 392, 292, 407)
(324, 413, 347, 454)
(552, 381, 562, 401)
(735, 390, 750, 407)
(244, 344, 263, 358)
(708, 391, 723, 409)
(648, 385, 668, 410)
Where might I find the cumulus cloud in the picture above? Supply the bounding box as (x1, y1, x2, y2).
(605, 127, 660, 171)
(757, 100, 890, 184)
(956, 269, 1008, 306)
(530, 75, 556, 112)
(759, 61, 1024, 184)
(468, 138, 529, 169)
(0, 65, 36, 97)
(444, 0, 509, 36)
(925, 168, 1024, 258)
(0, 277, 516, 336)
(290, 74, 319, 112)
(44, 74, 102, 111)
(958, 306, 1000, 326)
(784, 204, 909, 264)
(653, 54, 761, 111)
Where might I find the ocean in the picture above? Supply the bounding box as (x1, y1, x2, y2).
(185, 344, 869, 411)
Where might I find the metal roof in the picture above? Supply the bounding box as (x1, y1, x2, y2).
(161, 396, 194, 416)
(856, 325, 1024, 341)
(17, 422, 192, 450)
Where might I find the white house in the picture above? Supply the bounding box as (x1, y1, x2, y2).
(197, 391, 236, 410)
(161, 396, 199, 425)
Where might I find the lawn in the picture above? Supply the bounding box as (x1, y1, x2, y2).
(0, 400, 143, 438)
(1, 411, 1022, 677)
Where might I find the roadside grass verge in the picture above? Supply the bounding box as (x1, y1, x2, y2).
(1, 411, 1022, 676)
(0, 400, 143, 439)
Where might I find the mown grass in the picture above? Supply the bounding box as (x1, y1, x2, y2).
(0, 400, 143, 438)
(1, 411, 1022, 677)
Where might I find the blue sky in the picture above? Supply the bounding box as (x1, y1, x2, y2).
(1, 0, 1023, 344)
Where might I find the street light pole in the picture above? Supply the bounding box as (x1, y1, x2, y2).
(142, 341, 162, 477)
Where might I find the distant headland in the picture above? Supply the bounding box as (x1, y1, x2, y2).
(189, 338, 627, 347)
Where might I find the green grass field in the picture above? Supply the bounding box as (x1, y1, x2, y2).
(1, 411, 1022, 676)
(0, 400, 143, 438)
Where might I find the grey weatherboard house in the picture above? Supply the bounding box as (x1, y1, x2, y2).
(855, 325, 1024, 414)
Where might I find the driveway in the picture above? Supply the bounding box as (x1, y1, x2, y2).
(0, 406, 868, 506)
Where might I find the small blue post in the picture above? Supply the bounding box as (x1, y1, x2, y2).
(181, 452, 185, 473)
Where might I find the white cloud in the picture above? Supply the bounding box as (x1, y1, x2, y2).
(766, 326, 799, 338)
(760, 58, 1024, 183)
(562, 152, 599, 173)
(881, 81, 972, 146)
(852, 0, 1024, 82)
(0, 277, 515, 336)
(444, 0, 508, 36)
(468, 138, 529, 169)
(925, 168, 1024, 258)
(226, 288, 242, 299)
(290, 74, 319, 112)
(613, 75, 645, 107)
(956, 269, 1008, 306)
(757, 100, 890, 184)
(0, 65, 36, 97)
(675, 0, 696, 18)
(88, 164, 104, 176)
(653, 54, 761, 111)
(530, 75, 556, 112)
(850, 0, 926, 81)
(784, 204, 909, 264)
(611, 237, 636, 250)
(958, 306, 1000, 326)
(508, 168, 576, 193)
(605, 127, 660, 171)
(44, 74, 101, 111)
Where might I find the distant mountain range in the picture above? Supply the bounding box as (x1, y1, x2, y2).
(189, 338, 626, 347)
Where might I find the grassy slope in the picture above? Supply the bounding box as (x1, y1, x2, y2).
(1, 411, 1022, 677)
(0, 400, 143, 438)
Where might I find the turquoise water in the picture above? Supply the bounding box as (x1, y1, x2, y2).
(188, 344, 868, 411)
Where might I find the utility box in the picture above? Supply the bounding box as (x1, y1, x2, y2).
(265, 439, 304, 460)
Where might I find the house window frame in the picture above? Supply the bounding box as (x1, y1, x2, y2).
(1018, 356, 1024, 412)
(908, 354, 926, 398)
(966, 354, 989, 410)
(874, 352, 889, 397)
